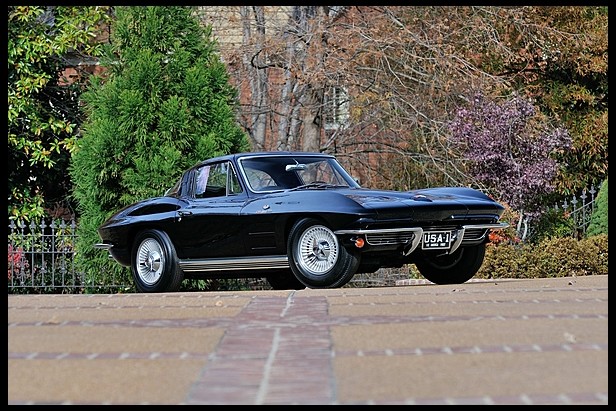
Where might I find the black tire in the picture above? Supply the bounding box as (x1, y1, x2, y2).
(415, 243, 486, 285)
(131, 229, 184, 293)
(287, 218, 360, 288)
(266, 271, 306, 290)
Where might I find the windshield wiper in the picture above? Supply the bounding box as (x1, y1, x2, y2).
(288, 183, 346, 191)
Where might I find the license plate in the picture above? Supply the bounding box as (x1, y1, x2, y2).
(422, 231, 452, 250)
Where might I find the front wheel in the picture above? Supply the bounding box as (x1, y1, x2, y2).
(415, 243, 486, 285)
(131, 229, 184, 293)
(288, 218, 359, 288)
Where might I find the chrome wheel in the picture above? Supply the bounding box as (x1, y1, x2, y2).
(131, 230, 183, 293)
(136, 238, 165, 286)
(296, 225, 339, 276)
(288, 218, 360, 288)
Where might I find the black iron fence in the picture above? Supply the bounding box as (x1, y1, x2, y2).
(519, 184, 601, 241)
(7, 219, 128, 294)
(7, 184, 603, 294)
(556, 185, 600, 237)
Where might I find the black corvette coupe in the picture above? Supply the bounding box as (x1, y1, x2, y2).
(95, 151, 509, 292)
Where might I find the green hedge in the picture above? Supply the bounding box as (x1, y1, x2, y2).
(477, 234, 608, 279)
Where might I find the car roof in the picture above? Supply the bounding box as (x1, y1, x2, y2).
(193, 151, 335, 168)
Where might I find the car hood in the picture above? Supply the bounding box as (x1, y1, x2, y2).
(342, 187, 504, 221)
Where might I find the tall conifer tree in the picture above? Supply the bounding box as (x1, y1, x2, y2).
(70, 6, 249, 288)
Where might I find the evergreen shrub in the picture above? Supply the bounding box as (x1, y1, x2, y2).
(586, 178, 608, 237)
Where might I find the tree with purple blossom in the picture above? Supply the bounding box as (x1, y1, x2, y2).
(449, 93, 572, 238)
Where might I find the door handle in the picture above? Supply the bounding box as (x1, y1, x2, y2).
(178, 210, 193, 221)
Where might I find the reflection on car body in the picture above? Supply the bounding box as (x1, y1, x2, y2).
(95, 151, 509, 292)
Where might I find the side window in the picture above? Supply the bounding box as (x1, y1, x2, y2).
(195, 166, 210, 197)
(195, 162, 243, 199)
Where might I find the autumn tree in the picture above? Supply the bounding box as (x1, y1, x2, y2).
(8, 6, 111, 220)
(211, 6, 606, 200)
(208, 7, 519, 190)
(451, 6, 608, 195)
(70, 6, 249, 288)
(208, 6, 345, 154)
(212, 6, 528, 189)
(514, 7, 607, 194)
(320, 6, 607, 193)
(448, 93, 572, 239)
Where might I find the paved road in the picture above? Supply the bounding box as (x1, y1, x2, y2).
(8, 275, 608, 405)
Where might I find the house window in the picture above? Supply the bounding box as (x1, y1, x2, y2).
(324, 86, 349, 130)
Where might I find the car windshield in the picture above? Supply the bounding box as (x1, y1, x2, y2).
(239, 155, 358, 192)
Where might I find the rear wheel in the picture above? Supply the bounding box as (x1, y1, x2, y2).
(131, 229, 184, 293)
(415, 243, 486, 285)
(288, 218, 359, 288)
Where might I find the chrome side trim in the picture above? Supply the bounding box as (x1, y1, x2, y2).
(179, 255, 289, 272)
(462, 222, 510, 230)
(334, 227, 424, 236)
(94, 243, 114, 250)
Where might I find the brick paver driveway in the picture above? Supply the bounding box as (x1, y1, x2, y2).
(8, 275, 608, 405)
